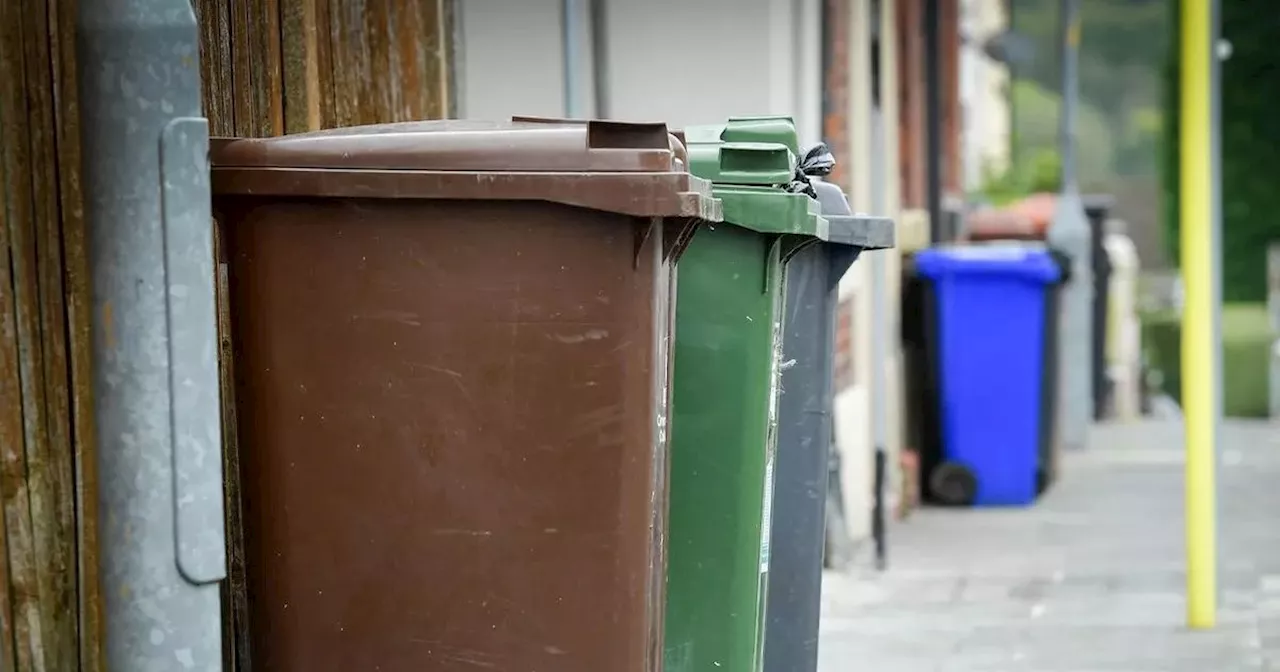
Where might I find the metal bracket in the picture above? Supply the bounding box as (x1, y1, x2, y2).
(161, 117, 228, 586)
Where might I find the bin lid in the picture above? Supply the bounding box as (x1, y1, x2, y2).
(684, 117, 803, 186)
(509, 115, 693, 171)
(213, 119, 679, 172)
(209, 118, 723, 221)
(1082, 193, 1115, 224)
(810, 180, 895, 250)
(680, 118, 826, 238)
(711, 116, 802, 154)
(687, 142, 795, 186)
(914, 244, 1062, 284)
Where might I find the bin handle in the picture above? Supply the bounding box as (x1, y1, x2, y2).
(1049, 248, 1073, 284)
(160, 117, 228, 586)
(663, 217, 700, 263)
(634, 217, 702, 267)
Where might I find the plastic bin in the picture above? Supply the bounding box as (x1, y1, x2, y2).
(901, 256, 944, 505)
(665, 117, 826, 672)
(763, 179, 893, 672)
(210, 119, 719, 671)
(908, 246, 1069, 505)
(1104, 230, 1143, 420)
(914, 244, 1064, 507)
(1083, 196, 1114, 420)
(967, 194, 1113, 421)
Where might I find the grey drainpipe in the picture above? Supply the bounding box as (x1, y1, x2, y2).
(1046, 0, 1094, 451)
(77, 0, 227, 669)
(562, 0, 583, 116)
(924, 0, 943, 243)
(869, 0, 889, 571)
(590, 0, 611, 118)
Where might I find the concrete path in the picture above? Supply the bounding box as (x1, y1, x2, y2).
(818, 420, 1280, 671)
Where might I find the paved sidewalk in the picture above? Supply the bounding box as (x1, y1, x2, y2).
(818, 420, 1280, 672)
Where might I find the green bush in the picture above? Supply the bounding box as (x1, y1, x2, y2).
(976, 149, 1062, 206)
(1163, 0, 1280, 302)
(1140, 303, 1275, 418)
(1113, 106, 1163, 176)
(1010, 80, 1114, 182)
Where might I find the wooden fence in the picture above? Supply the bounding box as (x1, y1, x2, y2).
(0, 1, 453, 669)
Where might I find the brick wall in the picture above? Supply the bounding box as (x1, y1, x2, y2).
(896, 0, 964, 209)
(940, 0, 962, 194)
(823, 0, 851, 191)
(834, 296, 856, 390)
(824, 0, 858, 393)
(896, 0, 926, 209)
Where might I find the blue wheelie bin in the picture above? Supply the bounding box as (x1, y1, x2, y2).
(914, 244, 1063, 507)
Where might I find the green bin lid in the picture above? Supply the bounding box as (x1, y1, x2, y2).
(718, 116, 802, 155)
(683, 117, 826, 239)
(687, 142, 793, 186)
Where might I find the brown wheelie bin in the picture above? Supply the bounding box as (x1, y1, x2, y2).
(209, 119, 719, 672)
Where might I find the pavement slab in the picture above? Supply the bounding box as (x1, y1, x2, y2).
(817, 420, 1280, 672)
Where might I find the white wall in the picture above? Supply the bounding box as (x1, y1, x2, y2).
(831, 0, 906, 542)
(458, 0, 571, 120)
(603, 0, 821, 141)
(834, 0, 875, 544)
(959, 0, 1011, 189)
(876, 0, 906, 520)
(793, 0, 824, 147)
(603, 0, 768, 127)
(459, 0, 823, 140)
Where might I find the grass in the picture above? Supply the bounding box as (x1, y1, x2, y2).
(1141, 303, 1275, 418)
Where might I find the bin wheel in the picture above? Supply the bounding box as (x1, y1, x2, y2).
(928, 462, 977, 506)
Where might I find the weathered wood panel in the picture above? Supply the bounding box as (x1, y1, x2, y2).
(196, 0, 236, 136)
(197, 0, 453, 135)
(192, 1, 455, 669)
(0, 0, 100, 668)
(280, 0, 333, 132)
(24, 0, 80, 666)
(231, 0, 286, 137)
(0, 0, 454, 668)
(0, 2, 53, 668)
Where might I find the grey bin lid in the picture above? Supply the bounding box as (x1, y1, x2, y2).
(811, 179, 895, 250)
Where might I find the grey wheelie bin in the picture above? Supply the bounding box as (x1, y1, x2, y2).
(764, 167, 894, 672)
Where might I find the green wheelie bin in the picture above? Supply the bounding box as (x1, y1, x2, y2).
(665, 117, 827, 672)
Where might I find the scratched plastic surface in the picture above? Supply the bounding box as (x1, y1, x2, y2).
(665, 117, 826, 672)
(212, 119, 716, 672)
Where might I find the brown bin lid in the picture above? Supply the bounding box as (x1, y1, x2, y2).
(211, 118, 720, 220)
(506, 115, 691, 171)
(212, 119, 680, 172)
(967, 193, 1056, 242)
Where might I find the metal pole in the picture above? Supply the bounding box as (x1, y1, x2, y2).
(923, 0, 943, 243)
(1058, 0, 1079, 187)
(589, 0, 612, 119)
(1268, 245, 1280, 420)
(1006, 0, 1019, 160)
(561, 0, 583, 117)
(869, 0, 889, 572)
(77, 1, 227, 668)
(1180, 0, 1220, 630)
(1046, 0, 1093, 452)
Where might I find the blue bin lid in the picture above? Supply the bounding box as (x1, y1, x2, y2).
(915, 244, 1062, 284)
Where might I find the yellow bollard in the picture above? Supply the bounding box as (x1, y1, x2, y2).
(1179, 0, 1218, 631)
